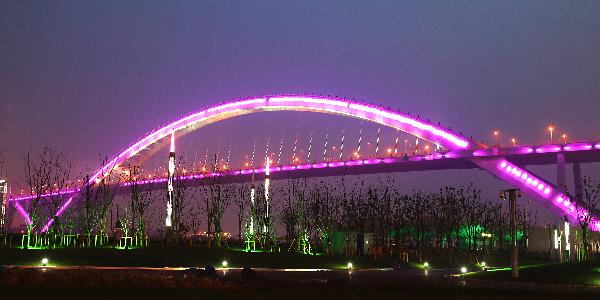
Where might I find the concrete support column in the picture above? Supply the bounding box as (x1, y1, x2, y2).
(556, 153, 566, 193)
(573, 160, 582, 198)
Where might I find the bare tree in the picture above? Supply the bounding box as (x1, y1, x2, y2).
(568, 176, 600, 261)
(460, 185, 488, 261)
(21, 147, 71, 239)
(172, 155, 194, 235)
(236, 183, 249, 240)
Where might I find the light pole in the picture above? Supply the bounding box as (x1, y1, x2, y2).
(561, 134, 567, 144)
(511, 138, 516, 147)
(493, 130, 500, 147)
(500, 189, 521, 278)
(548, 126, 554, 143)
(404, 139, 408, 154)
(166, 132, 175, 228)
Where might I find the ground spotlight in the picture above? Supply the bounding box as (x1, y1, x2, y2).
(480, 261, 486, 269)
(41, 258, 48, 266)
(222, 260, 228, 268)
(423, 262, 429, 268)
(347, 262, 353, 270)
(460, 267, 467, 273)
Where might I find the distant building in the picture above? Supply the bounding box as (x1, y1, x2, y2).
(0, 179, 6, 231)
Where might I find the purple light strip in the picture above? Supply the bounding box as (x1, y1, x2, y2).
(89, 98, 267, 184)
(13, 202, 31, 225)
(41, 196, 74, 233)
(10, 140, 600, 203)
(89, 95, 473, 186)
(11, 145, 600, 231)
(12, 88, 600, 231)
(10, 188, 80, 202)
(497, 160, 600, 232)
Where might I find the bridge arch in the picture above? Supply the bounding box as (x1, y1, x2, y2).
(90, 95, 474, 184)
(13, 94, 600, 233)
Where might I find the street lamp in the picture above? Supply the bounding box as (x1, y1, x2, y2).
(493, 130, 500, 147)
(548, 126, 554, 143)
(500, 189, 522, 278)
(511, 138, 516, 147)
(561, 134, 567, 144)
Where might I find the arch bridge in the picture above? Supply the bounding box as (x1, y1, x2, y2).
(9, 95, 600, 232)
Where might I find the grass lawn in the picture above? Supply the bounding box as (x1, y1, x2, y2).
(464, 263, 600, 286)
(0, 246, 412, 269)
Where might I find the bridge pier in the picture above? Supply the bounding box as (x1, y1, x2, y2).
(573, 159, 582, 198)
(556, 153, 566, 193)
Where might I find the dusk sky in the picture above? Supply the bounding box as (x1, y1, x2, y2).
(1, 1, 600, 229)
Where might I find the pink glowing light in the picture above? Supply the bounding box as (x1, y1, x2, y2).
(12, 93, 600, 232)
(13, 202, 31, 225)
(364, 159, 382, 164)
(87, 95, 471, 187)
(41, 196, 74, 233)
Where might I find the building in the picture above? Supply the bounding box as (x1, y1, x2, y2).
(0, 179, 7, 231)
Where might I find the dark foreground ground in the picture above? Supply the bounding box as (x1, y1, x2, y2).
(1, 266, 599, 300)
(1, 247, 599, 299)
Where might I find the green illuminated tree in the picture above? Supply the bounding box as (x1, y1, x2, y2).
(21, 147, 71, 240)
(568, 176, 600, 261)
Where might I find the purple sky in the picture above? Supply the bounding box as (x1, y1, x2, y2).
(1, 1, 600, 230)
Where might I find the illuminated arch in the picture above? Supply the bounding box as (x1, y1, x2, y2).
(12, 94, 600, 233)
(89, 95, 474, 184)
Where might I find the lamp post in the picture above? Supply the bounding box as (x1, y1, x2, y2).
(561, 134, 567, 144)
(493, 130, 500, 148)
(548, 126, 554, 143)
(511, 138, 516, 147)
(500, 189, 521, 278)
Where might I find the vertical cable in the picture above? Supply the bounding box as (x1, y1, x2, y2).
(357, 120, 364, 157)
(394, 129, 399, 156)
(339, 128, 345, 161)
(307, 130, 314, 163)
(322, 129, 329, 161)
(277, 133, 284, 165)
(375, 125, 381, 156)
